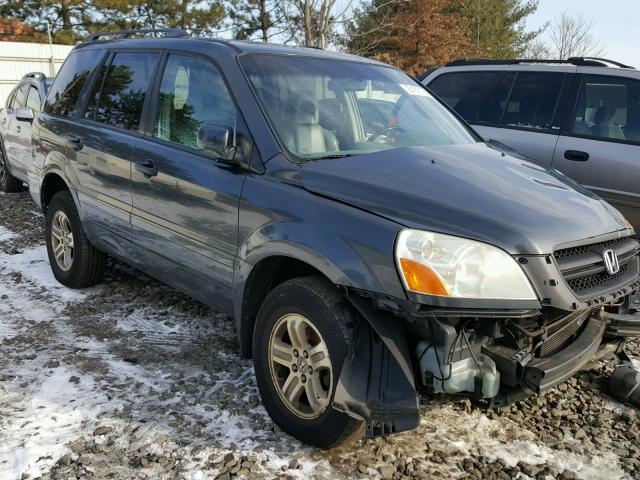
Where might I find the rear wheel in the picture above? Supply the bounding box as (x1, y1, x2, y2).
(253, 276, 363, 448)
(45, 191, 107, 288)
(0, 142, 23, 193)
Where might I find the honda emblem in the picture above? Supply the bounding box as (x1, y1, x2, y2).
(602, 249, 620, 275)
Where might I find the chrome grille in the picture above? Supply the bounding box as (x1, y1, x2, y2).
(554, 236, 640, 298)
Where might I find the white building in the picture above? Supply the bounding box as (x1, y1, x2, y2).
(0, 41, 73, 106)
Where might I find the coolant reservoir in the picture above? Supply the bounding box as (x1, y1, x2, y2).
(417, 341, 500, 398)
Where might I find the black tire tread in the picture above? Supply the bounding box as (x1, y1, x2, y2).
(46, 191, 107, 288)
(0, 140, 23, 193)
(255, 276, 364, 449)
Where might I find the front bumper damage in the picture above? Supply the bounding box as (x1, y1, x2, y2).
(334, 289, 640, 438)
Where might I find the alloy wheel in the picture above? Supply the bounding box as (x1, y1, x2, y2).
(51, 210, 75, 272)
(268, 313, 334, 419)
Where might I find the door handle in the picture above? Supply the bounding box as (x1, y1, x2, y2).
(66, 134, 83, 151)
(135, 159, 159, 178)
(564, 150, 589, 162)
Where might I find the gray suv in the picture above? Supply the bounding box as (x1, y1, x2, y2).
(31, 31, 640, 447)
(0, 72, 51, 192)
(422, 58, 640, 231)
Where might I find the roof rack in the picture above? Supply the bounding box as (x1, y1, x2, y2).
(83, 28, 188, 43)
(445, 57, 635, 69)
(22, 72, 48, 81)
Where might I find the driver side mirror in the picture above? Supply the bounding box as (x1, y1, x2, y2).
(197, 124, 238, 163)
(16, 107, 35, 123)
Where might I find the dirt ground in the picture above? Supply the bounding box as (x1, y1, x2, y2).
(1, 190, 640, 480)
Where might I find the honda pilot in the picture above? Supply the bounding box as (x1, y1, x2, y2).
(31, 30, 640, 448)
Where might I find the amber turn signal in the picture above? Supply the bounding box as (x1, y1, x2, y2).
(399, 258, 450, 296)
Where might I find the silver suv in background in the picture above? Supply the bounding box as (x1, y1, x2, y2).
(421, 58, 640, 231)
(0, 72, 51, 192)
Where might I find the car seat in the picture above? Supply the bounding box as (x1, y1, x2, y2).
(284, 97, 339, 155)
(592, 106, 625, 140)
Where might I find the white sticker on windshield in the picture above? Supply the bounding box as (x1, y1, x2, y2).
(399, 84, 431, 97)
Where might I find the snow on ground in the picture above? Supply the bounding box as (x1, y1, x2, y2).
(1, 191, 640, 480)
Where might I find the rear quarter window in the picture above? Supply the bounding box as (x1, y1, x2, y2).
(44, 49, 103, 117)
(427, 71, 498, 120)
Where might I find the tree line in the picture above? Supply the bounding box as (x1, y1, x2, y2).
(0, 0, 605, 74)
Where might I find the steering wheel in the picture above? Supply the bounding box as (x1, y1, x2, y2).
(367, 126, 404, 143)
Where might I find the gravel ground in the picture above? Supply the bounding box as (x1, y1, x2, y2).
(1, 190, 640, 480)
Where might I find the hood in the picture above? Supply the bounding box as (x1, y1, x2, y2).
(299, 143, 627, 255)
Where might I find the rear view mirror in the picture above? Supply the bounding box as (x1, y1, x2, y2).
(197, 124, 237, 161)
(16, 107, 35, 123)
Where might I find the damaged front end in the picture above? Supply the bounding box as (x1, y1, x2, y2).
(334, 234, 640, 438)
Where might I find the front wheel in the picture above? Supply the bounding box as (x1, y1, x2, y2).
(45, 191, 107, 288)
(253, 276, 363, 448)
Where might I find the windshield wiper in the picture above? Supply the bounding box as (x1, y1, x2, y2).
(313, 153, 355, 160)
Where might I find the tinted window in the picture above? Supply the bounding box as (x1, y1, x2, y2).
(570, 75, 640, 143)
(427, 71, 498, 120)
(26, 86, 41, 111)
(478, 73, 515, 124)
(6, 89, 17, 110)
(14, 84, 28, 109)
(154, 55, 236, 150)
(44, 50, 102, 117)
(89, 52, 159, 131)
(502, 73, 564, 130)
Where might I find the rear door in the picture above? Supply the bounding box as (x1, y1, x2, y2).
(471, 70, 571, 167)
(552, 73, 640, 228)
(130, 52, 247, 311)
(68, 50, 161, 245)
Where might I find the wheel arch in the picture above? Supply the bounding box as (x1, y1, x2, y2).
(235, 252, 346, 359)
(40, 169, 78, 213)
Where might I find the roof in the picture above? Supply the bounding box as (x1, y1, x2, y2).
(75, 30, 386, 66)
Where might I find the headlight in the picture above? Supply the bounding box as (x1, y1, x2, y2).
(624, 217, 635, 233)
(395, 229, 537, 300)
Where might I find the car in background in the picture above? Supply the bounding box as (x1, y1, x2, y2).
(421, 58, 640, 231)
(0, 72, 51, 192)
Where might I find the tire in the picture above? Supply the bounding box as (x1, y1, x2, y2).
(0, 140, 23, 193)
(253, 276, 363, 448)
(45, 191, 107, 288)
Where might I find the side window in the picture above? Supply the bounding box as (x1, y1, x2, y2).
(44, 50, 103, 117)
(26, 86, 41, 111)
(154, 55, 236, 151)
(478, 73, 516, 124)
(14, 84, 29, 109)
(88, 52, 160, 131)
(427, 71, 498, 120)
(570, 75, 640, 143)
(6, 89, 17, 111)
(502, 72, 564, 130)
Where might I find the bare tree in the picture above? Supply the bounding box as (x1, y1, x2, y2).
(524, 39, 550, 59)
(548, 12, 606, 59)
(286, 0, 355, 49)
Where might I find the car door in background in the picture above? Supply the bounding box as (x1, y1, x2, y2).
(3, 83, 29, 177)
(428, 70, 571, 167)
(14, 85, 42, 174)
(552, 74, 640, 228)
(67, 50, 160, 248)
(130, 53, 246, 311)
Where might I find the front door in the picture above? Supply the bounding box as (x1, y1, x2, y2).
(552, 74, 640, 229)
(131, 53, 246, 312)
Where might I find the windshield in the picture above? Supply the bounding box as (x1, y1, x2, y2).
(241, 55, 479, 161)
